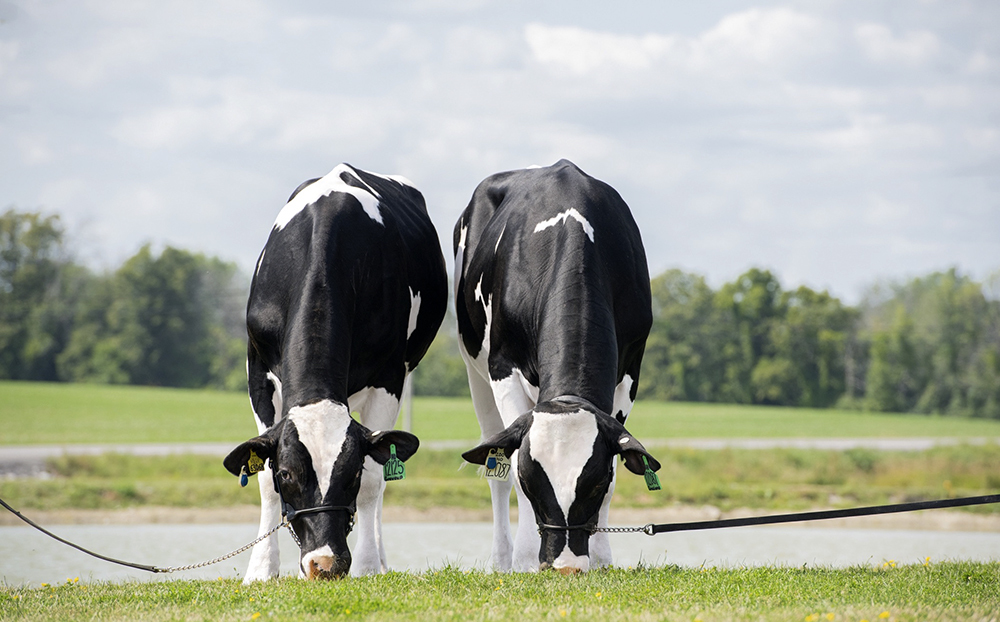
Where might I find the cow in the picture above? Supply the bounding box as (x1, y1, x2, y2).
(454, 159, 660, 574)
(223, 163, 448, 582)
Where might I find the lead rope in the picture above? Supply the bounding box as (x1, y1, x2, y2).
(158, 520, 295, 573)
(0, 495, 293, 574)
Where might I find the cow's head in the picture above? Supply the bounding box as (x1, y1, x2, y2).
(462, 396, 659, 574)
(224, 400, 418, 579)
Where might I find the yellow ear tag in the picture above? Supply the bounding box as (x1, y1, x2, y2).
(247, 450, 265, 475)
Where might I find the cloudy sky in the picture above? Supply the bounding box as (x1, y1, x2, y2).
(1, 0, 997, 302)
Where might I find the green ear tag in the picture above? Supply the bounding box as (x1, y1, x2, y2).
(642, 455, 661, 491)
(247, 450, 265, 475)
(383, 444, 405, 482)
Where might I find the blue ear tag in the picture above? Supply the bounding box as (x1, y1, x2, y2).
(383, 444, 406, 482)
(239, 466, 249, 488)
(642, 455, 661, 491)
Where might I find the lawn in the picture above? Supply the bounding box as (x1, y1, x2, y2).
(3, 381, 1000, 445)
(2, 564, 997, 622)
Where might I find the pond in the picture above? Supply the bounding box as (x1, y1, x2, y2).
(3, 522, 999, 586)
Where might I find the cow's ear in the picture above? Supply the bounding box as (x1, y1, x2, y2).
(462, 413, 532, 465)
(223, 423, 281, 478)
(616, 432, 661, 475)
(366, 429, 420, 465)
(597, 416, 661, 475)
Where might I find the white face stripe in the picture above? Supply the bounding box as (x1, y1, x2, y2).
(407, 287, 421, 340)
(527, 409, 598, 518)
(287, 400, 352, 496)
(274, 164, 383, 230)
(532, 208, 595, 242)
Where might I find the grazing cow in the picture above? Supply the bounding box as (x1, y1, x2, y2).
(454, 160, 659, 574)
(224, 163, 447, 582)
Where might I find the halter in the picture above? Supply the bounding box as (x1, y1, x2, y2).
(271, 460, 356, 532)
(536, 522, 599, 535)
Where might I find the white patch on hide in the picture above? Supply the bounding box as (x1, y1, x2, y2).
(407, 287, 421, 340)
(287, 400, 352, 496)
(274, 164, 383, 230)
(612, 374, 635, 421)
(532, 208, 595, 242)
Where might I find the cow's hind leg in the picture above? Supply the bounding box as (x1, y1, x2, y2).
(351, 386, 401, 576)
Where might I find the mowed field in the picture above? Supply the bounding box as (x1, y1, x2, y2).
(4, 380, 1000, 445)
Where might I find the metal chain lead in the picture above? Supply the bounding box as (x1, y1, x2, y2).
(592, 524, 655, 535)
(157, 519, 291, 573)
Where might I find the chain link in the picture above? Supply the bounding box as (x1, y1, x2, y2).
(592, 523, 655, 536)
(157, 520, 293, 573)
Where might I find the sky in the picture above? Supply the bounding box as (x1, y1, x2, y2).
(1, 0, 998, 303)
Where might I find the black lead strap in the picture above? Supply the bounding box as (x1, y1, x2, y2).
(2, 493, 999, 574)
(0, 496, 162, 573)
(642, 493, 1000, 535)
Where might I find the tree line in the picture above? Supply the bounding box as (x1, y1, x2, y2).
(3, 208, 999, 417)
(1, 209, 247, 390)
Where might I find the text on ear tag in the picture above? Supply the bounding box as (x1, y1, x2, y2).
(484, 448, 511, 481)
(383, 444, 406, 481)
(642, 455, 661, 491)
(247, 450, 265, 475)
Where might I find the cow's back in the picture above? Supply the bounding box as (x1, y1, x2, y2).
(456, 160, 651, 413)
(250, 164, 447, 409)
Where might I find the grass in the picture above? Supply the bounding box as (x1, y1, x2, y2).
(3, 381, 1000, 446)
(3, 444, 999, 514)
(2, 563, 998, 621)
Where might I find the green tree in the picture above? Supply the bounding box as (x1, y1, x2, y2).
(59, 245, 247, 389)
(715, 268, 784, 404)
(859, 269, 1000, 417)
(760, 286, 856, 407)
(639, 270, 736, 402)
(0, 209, 75, 380)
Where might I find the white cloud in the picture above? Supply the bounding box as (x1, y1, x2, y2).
(855, 22, 941, 65)
(695, 7, 827, 68)
(524, 23, 674, 74)
(525, 8, 827, 78)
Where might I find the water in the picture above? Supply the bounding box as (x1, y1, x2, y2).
(3, 522, 999, 586)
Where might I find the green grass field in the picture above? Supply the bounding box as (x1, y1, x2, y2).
(3, 381, 1000, 445)
(2, 564, 998, 622)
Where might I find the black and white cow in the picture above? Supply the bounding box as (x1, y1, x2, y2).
(224, 163, 447, 582)
(454, 160, 659, 574)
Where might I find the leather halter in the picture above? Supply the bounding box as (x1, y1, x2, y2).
(536, 522, 599, 535)
(271, 460, 356, 531)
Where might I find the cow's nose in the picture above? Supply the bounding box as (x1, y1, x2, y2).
(305, 555, 351, 580)
(557, 566, 582, 576)
(302, 549, 350, 580)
